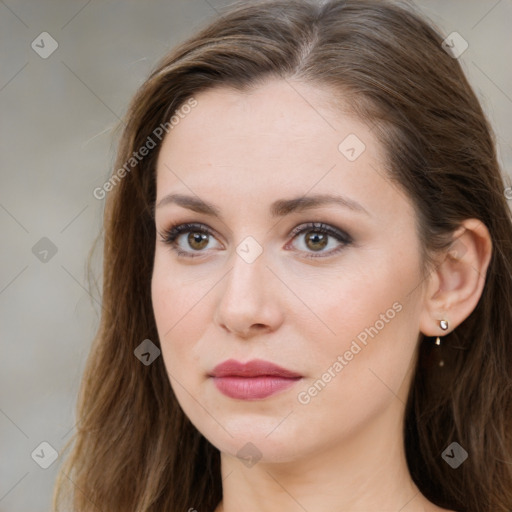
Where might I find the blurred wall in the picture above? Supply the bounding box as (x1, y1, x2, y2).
(1, 1, 511, 511)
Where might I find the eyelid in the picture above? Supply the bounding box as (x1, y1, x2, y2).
(288, 221, 351, 243)
(158, 220, 352, 259)
(157, 222, 223, 258)
(285, 221, 352, 259)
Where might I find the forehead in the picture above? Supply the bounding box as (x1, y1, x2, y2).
(157, 79, 373, 165)
(154, 79, 410, 222)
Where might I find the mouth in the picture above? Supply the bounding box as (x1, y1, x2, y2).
(209, 359, 303, 400)
(210, 375, 302, 400)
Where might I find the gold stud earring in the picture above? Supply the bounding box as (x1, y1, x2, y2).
(435, 319, 449, 346)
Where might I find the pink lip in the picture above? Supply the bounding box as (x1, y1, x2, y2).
(209, 359, 302, 400)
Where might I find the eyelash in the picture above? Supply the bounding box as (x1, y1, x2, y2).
(157, 221, 353, 260)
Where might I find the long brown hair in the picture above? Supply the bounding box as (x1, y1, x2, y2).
(52, 1, 512, 510)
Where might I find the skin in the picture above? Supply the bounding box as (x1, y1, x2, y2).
(151, 79, 492, 512)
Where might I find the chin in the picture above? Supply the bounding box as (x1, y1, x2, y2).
(197, 416, 310, 465)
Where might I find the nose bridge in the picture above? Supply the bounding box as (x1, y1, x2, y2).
(223, 241, 268, 306)
(214, 239, 282, 335)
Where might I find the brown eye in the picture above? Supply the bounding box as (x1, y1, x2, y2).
(159, 222, 222, 258)
(304, 231, 329, 251)
(287, 222, 353, 259)
(187, 231, 209, 250)
(159, 221, 352, 260)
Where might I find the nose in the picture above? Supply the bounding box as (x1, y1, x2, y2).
(213, 248, 285, 339)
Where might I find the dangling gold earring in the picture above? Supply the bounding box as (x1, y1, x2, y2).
(435, 319, 449, 345)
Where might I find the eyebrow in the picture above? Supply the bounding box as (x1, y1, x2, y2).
(154, 193, 370, 218)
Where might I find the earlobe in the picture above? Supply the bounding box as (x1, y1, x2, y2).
(419, 218, 493, 338)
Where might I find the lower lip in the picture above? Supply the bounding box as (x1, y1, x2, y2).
(211, 376, 301, 400)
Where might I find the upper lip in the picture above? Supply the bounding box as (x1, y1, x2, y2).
(210, 359, 302, 378)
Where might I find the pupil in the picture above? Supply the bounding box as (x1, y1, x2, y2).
(189, 232, 208, 249)
(307, 232, 327, 251)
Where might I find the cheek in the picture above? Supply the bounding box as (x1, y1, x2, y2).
(305, 254, 421, 391)
(151, 251, 211, 337)
(150, 255, 217, 388)
(293, 285, 420, 446)
(151, 261, 196, 369)
(301, 262, 396, 343)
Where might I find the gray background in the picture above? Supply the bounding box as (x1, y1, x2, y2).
(1, 1, 511, 511)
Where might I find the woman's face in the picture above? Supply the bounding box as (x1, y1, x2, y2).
(152, 79, 428, 464)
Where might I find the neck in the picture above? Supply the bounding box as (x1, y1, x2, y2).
(214, 405, 431, 512)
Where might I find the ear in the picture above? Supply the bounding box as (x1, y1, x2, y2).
(419, 218, 493, 338)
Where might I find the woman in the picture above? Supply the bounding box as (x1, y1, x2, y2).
(52, 1, 512, 511)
